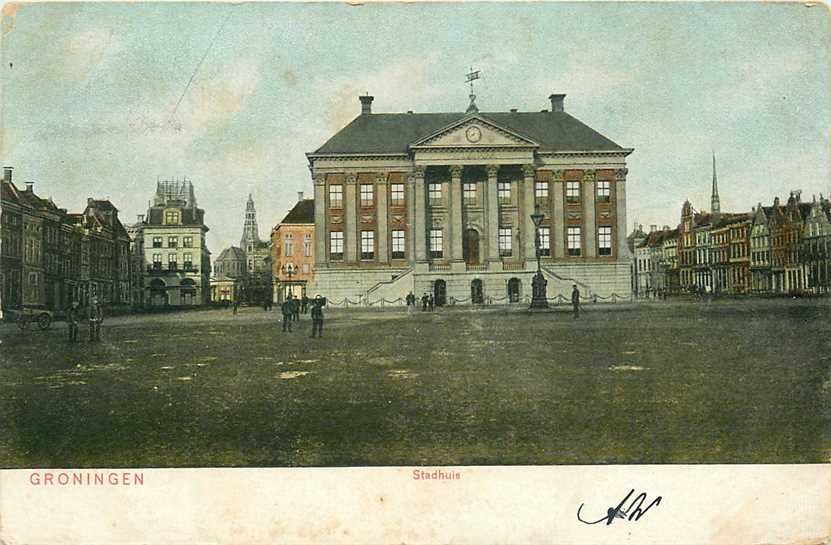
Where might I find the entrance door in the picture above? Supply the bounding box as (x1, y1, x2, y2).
(433, 279, 447, 306)
(507, 278, 521, 303)
(471, 279, 484, 304)
(463, 229, 480, 265)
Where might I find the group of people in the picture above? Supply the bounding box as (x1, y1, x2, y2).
(66, 299, 103, 342)
(405, 291, 436, 312)
(281, 293, 326, 338)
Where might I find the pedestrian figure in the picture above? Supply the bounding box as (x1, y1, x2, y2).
(428, 293, 434, 311)
(571, 284, 580, 319)
(281, 295, 295, 332)
(88, 298, 103, 342)
(232, 299, 239, 315)
(406, 291, 415, 313)
(301, 294, 309, 314)
(67, 300, 80, 342)
(292, 295, 301, 321)
(310, 294, 324, 338)
(421, 293, 428, 312)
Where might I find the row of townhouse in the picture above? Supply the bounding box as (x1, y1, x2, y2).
(634, 190, 831, 297)
(1, 167, 132, 313)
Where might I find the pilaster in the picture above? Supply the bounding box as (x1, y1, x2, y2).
(582, 170, 597, 257)
(375, 173, 388, 263)
(486, 165, 499, 262)
(615, 168, 629, 259)
(522, 164, 536, 261)
(552, 170, 565, 258)
(344, 173, 357, 263)
(413, 167, 427, 262)
(407, 172, 417, 264)
(313, 174, 327, 268)
(450, 165, 463, 261)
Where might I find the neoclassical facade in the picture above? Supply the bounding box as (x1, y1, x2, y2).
(307, 94, 633, 303)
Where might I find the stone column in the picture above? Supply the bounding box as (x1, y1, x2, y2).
(450, 165, 464, 261)
(615, 168, 629, 259)
(313, 173, 327, 268)
(375, 173, 388, 263)
(344, 173, 357, 263)
(522, 164, 536, 262)
(407, 172, 417, 264)
(486, 165, 499, 262)
(582, 170, 597, 257)
(552, 170, 565, 258)
(413, 167, 427, 262)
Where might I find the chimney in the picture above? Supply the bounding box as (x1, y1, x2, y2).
(3, 166, 12, 183)
(549, 94, 566, 112)
(87, 197, 94, 206)
(650, 224, 657, 232)
(297, 191, 304, 202)
(359, 94, 374, 115)
(137, 214, 145, 223)
(25, 181, 34, 192)
(663, 225, 670, 231)
(510, 108, 518, 112)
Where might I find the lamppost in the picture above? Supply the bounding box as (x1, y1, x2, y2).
(529, 206, 549, 309)
(281, 264, 296, 300)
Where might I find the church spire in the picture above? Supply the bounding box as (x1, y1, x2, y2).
(241, 194, 260, 249)
(711, 152, 721, 215)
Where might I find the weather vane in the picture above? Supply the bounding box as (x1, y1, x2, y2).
(465, 67, 481, 113)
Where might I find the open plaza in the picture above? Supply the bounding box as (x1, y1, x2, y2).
(0, 298, 828, 467)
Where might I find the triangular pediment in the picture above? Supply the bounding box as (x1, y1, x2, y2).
(411, 115, 538, 148)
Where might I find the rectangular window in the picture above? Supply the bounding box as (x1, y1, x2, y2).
(535, 181, 549, 201)
(497, 182, 511, 203)
(428, 183, 442, 205)
(498, 227, 512, 257)
(390, 183, 405, 206)
(167, 253, 178, 270)
(539, 227, 551, 257)
(152, 236, 162, 248)
(168, 236, 178, 248)
(463, 182, 477, 205)
(164, 210, 180, 224)
(329, 231, 343, 260)
(596, 181, 611, 202)
(284, 234, 293, 257)
(567, 227, 582, 256)
(153, 253, 162, 270)
(360, 184, 374, 207)
(566, 181, 580, 203)
(391, 230, 406, 259)
(429, 229, 443, 259)
(303, 234, 312, 257)
(329, 185, 343, 208)
(598, 226, 613, 256)
(183, 236, 193, 248)
(360, 230, 375, 260)
(183, 253, 193, 269)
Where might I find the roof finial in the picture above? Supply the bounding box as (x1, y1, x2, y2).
(465, 67, 480, 113)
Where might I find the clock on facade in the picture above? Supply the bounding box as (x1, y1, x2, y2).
(465, 125, 482, 143)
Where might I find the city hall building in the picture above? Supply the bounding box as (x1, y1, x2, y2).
(307, 94, 633, 304)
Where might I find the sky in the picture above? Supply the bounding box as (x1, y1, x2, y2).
(1, 2, 829, 252)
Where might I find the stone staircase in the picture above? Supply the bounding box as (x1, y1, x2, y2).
(540, 266, 595, 299)
(363, 267, 414, 303)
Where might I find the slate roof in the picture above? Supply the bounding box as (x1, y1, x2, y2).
(146, 206, 206, 226)
(312, 111, 625, 155)
(216, 246, 246, 262)
(280, 199, 314, 224)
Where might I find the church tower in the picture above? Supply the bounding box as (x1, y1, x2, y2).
(711, 152, 721, 215)
(240, 194, 260, 252)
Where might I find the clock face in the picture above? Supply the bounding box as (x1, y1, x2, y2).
(465, 125, 482, 143)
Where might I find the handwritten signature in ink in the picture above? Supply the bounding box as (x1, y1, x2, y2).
(577, 489, 662, 526)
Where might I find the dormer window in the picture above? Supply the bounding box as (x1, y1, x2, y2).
(164, 210, 181, 225)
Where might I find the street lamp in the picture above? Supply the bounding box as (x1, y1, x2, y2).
(529, 206, 549, 309)
(281, 264, 296, 299)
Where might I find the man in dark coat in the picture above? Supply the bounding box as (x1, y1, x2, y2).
(67, 301, 80, 342)
(88, 298, 103, 342)
(421, 293, 428, 312)
(301, 294, 309, 314)
(310, 294, 324, 338)
(281, 295, 295, 332)
(428, 293, 434, 311)
(571, 284, 580, 319)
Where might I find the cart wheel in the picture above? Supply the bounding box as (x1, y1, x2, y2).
(38, 313, 52, 330)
